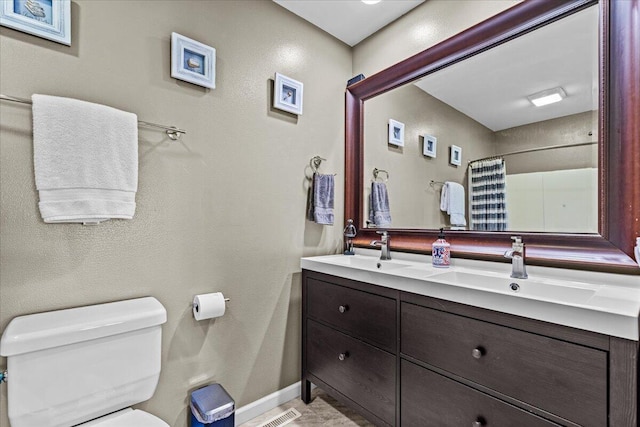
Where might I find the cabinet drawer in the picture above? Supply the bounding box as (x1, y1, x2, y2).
(307, 320, 396, 425)
(401, 302, 607, 427)
(307, 277, 396, 351)
(401, 360, 560, 427)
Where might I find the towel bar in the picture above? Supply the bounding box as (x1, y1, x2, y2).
(1, 94, 187, 140)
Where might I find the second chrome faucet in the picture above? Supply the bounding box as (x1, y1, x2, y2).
(504, 236, 528, 279)
(371, 230, 391, 260)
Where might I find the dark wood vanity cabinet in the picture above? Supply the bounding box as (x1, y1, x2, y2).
(401, 360, 560, 426)
(302, 270, 639, 427)
(302, 272, 398, 426)
(402, 302, 607, 426)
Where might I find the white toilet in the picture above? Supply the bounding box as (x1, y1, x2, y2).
(0, 297, 170, 427)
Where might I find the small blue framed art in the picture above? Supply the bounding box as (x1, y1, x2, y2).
(274, 73, 303, 115)
(423, 134, 437, 158)
(171, 32, 216, 89)
(388, 119, 405, 147)
(450, 145, 462, 166)
(0, 0, 71, 45)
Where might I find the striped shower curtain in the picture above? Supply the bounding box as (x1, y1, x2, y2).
(468, 158, 507, 231)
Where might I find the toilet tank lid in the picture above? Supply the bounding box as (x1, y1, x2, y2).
(0, 297, 167, 357)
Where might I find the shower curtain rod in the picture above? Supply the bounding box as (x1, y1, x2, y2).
(0, 94, 187, 140)
(468, 141, 597, 166)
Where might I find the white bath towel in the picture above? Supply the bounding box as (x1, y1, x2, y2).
(32, 94, 138, 224)
(440, 181, 467, 227)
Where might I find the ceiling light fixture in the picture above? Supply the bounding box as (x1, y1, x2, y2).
(362, 0, 382, 4)
(527, 87, 567, 107)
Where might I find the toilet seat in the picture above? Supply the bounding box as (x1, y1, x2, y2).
(78, 408, 169, 427)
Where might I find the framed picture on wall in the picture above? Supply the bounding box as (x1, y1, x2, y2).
(423, 134, 437, 157)
(171, 32, 216, 89)
(274, 73, 303, 115)
(0, 0, 71, 45)
(388, 119, 405, 147)
(450, 145, 462, 166)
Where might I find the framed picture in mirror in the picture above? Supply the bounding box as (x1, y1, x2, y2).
(423, 134, 437, 157)
(450, 145, 462, 166)
(388, 119, 405, 146)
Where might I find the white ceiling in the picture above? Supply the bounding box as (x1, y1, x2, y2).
(415, 5, 599, 131)
(273, 1, 598, 132)
(273, 0, 425, 46)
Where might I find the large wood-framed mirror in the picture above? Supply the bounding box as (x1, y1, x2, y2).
(345, 0, 639, 274)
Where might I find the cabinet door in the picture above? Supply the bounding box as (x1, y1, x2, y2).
(307, 320, 396, 425)
(307, 277, 396, 351)
(401, 302, 607, 427)
(401, 360, 560, 427)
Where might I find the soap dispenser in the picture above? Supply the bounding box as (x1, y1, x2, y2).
(432, 228, 450, 268)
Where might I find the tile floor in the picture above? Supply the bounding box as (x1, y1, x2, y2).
(239, 388, 375, 427)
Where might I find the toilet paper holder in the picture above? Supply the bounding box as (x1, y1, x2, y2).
(192, 297, 230, 311)
(192, 293, 230, 321)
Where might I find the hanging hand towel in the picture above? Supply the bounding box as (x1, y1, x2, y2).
(369, 181, 391, 227)
(440, 181, 466, 227)
(32, 94, 138, 224)
(312, 173, 334, 225)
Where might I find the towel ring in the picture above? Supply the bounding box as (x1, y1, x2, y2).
(373, 168, 389, 182)
(310, 156, 326, 173)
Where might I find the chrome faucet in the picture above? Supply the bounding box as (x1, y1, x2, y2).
(370, 231, 391, 260)
(504, 236, 528, 279)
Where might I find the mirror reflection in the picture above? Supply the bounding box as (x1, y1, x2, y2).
(364, 5, 598, 233)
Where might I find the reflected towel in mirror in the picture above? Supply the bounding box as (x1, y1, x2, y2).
(369, 181, 391, 227)
(440, 182, 466, 227)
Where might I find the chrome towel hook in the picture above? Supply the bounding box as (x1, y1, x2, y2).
(310, 155, 326, 173)
(373, 168, 389, 182)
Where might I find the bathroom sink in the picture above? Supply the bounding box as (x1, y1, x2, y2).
(322, 255, 413, 271)
(301, 252, 640, 340)
(430, 271, 599, 304)
(318, 255, 413, 271)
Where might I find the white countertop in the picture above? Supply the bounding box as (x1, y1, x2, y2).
(301, 249, 640, 341)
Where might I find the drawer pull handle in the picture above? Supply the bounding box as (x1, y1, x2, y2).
(338, 352, 350, 361)
(472, 347, 485, 359)
(472, 417, 486, 427)
(338, 305, 349, 313)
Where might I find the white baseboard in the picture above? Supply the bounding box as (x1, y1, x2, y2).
(235, 381, 309, 426)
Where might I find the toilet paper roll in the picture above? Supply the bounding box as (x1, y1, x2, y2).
(193, 292, 226, 321)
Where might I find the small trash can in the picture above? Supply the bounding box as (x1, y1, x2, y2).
(190, 383, 235, 427)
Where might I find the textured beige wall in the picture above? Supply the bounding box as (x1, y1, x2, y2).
(353, 0, 522, 78)
(0, 1, 350, 426)
(364, 84, 493, 229)
(494, 111, 598, 174)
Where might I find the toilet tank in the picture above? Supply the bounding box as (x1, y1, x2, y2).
(0, 297, 167, 427)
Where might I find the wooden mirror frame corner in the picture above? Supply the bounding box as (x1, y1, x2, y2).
(345, 0, 639, 274)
